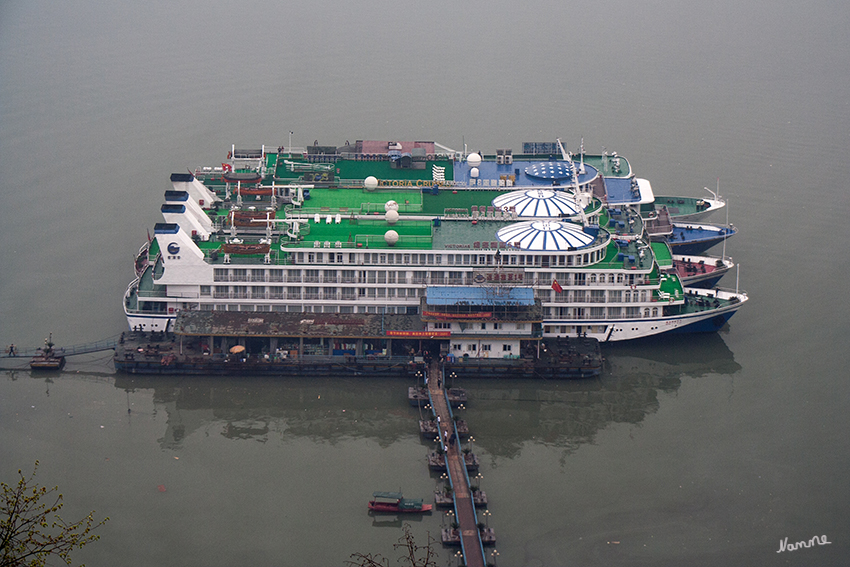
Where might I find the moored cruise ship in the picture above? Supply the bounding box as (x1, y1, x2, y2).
(124, 138, 746, 343)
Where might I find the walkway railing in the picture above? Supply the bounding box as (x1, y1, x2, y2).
(2, 335, 121, 359)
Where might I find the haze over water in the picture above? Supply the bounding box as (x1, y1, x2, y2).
(1, 0, 849, 565)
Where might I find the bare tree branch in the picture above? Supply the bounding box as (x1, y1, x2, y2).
(346, 524, 438, 567)
(1, 462, 108, 567)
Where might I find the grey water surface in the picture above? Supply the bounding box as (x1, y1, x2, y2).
(1, 0, 848, 565)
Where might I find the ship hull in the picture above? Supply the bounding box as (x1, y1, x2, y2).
(544, 289, 746, 342)
(655, 196, 724, 221)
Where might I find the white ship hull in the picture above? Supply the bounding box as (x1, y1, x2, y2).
(543, 288, 746, 342)
(123, 288, 747, 342)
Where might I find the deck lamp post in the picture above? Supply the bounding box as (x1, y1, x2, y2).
(473, 472, 483, 492)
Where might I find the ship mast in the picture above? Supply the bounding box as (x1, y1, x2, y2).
(556, 138, 588, 227)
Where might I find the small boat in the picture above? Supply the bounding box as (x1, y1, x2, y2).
(29, 335, 65, 371)
(368, 492, 432, 513)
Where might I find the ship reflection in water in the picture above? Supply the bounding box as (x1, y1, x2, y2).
(113, 333, 739, 453)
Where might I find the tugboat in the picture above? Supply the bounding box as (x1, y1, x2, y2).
(29, 334, 65, 371)
(368, 491, 432, 513)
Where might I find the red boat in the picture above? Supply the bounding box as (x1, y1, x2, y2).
(228, 210, 274, 227)
(368, 492, 432, 513)
(237, 186, 273, 196)
(219, 242, 271, 255)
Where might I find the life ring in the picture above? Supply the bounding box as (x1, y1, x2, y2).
(630, 285, 636, 290)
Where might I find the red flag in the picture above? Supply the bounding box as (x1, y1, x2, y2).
(552, 279, 563, 293)
(222, 163, 232, 172)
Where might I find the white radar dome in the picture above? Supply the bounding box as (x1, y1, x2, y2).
(364, 176, 378, 190)
(385, 209, 399, 224)
(384, 200, 399, 212)
(467, 153, 482, 167)
(384, 230, 399, 246)
(470, 167, 479, 178)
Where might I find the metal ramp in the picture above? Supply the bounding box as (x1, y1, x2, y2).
(2, 335, 121, 359)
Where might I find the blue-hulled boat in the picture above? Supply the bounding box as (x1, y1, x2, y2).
(667, 222, 736, 255)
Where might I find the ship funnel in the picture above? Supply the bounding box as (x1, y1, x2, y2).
(170, 173, 220, 206)
(164, 190, 213, 239)
(153, 223, 212, 285)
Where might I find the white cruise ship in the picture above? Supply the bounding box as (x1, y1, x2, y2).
(124, 139, 747, 343)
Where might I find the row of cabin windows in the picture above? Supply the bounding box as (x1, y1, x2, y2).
(196, 304, 418, 314)
(544, 306, 659, 319)
(188, 303, 658, 319)
(550, 290, 647, 302)
(204, 285, 648, 304)
(288, 249, 606, 267)
(209, 286, 424, 300)
(212, 268, 642, 286)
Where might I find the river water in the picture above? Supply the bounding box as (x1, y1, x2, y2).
(1, 0, 848, 565)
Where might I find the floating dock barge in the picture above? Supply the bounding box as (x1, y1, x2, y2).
(113, 311, 601, 378)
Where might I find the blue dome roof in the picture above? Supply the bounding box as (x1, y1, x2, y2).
(524, 161, 574, 180)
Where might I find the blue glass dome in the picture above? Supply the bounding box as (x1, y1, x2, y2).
(524, 162, 574, 180)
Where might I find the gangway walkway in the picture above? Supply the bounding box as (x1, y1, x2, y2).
(427, 359, 486, 567)
(2, 335, 121, 359)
